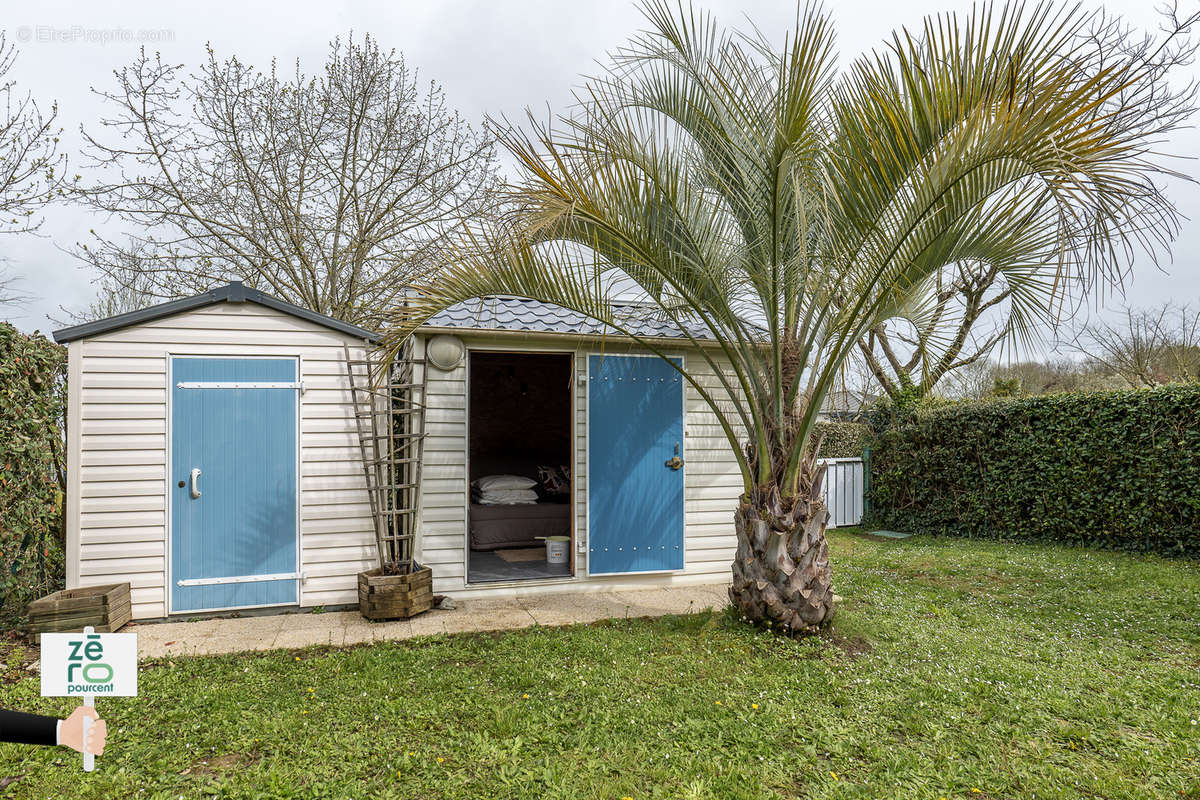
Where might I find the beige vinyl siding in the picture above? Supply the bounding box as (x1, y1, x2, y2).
(68, 308, 742, 619)
(69, 302, 374, 619)
(682, 360, 745, 576)
(417, 332, 742, 599)
(415, 333, 469, 585)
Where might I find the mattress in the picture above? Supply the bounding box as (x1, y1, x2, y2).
(469, 502, 571, 550)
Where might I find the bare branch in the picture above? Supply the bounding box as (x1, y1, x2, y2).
(0, 32, 66, 239)
(1066, 301, 1200, 387)
(71, 35, 500, 327)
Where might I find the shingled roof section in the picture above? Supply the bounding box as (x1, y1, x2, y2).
(424, 296, 717, 340)
(53, 281, 381, 344)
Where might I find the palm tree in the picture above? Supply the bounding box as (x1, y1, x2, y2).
(386, 1, 1186, 633)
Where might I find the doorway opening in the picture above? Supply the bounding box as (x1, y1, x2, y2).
(467, 351, 573, 583)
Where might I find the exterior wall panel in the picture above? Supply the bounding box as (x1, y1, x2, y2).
(417, 333, 744, 600)
(68, 302, 374, 619)
(67, 308, 752, 619)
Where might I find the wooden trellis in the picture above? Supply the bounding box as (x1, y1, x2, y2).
(344, 339, 427, 575)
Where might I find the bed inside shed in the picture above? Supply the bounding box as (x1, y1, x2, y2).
(466, 350, 574, 583)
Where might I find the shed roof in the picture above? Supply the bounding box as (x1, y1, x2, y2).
(425, 296, 717, 340)
(52, 281, 382, 344)
(53, 282, 721, 346)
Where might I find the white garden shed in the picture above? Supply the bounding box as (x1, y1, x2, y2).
(54, 283, 751, 620)
(54, 282, 380, 619)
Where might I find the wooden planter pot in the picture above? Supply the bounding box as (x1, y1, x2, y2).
(357, 566, 433, 621)
(27, 583, 132, 635)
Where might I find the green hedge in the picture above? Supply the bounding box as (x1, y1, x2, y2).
(0, 324, 66, 618)
(869, 384, 1200, 556)
(812, 421, 874, 459)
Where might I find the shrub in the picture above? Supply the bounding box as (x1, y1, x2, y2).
(869, 384, 1200, 557)
(0, 324, 67, 618)
(812, 421, 874, 459)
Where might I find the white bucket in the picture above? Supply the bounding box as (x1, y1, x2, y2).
(541, 535, 570, 564)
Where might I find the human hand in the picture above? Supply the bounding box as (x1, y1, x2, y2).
(60, 705, 106, 756)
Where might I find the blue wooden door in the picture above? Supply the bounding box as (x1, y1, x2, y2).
(170, 357, 299, 612)
(587, 355, 685, 574)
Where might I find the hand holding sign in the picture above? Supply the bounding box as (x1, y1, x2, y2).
(41, 625, 136, 772)
(61, 705, 107, 756)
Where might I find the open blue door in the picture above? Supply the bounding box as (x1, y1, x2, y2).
(587, 355, 685, 574)
(170, 357, 299, 613)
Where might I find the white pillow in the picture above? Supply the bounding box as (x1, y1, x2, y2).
(474, 474, 537, 492)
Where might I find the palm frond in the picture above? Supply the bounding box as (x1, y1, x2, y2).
(385, 0, 1185, 502)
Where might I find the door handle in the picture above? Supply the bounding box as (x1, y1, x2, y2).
(664, 442, 683, 470)
(189, 468, 202, 499)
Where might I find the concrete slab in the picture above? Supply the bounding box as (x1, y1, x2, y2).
(271, 628, 336, 651)
(203, 633, 277, 655)
(405, 613, 448, 638)
(216, 620, 287, 642)
(145, 619, 225, 638)
(342, 626, 375, 647)
(451, 606, 538, 633)
(609, 588, 712, 617)
(518, 592, 636, 627)
(131, 582, 731, 657)
(141, 634, 215, 660)
(279, 611, 354, 630)
(691, 583, 731, 608)
(369, 619, 413, 642)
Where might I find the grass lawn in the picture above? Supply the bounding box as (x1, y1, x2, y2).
(1, 530, 1197, 799)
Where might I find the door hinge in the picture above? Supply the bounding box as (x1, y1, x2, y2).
(177, 571, 303, 587)
(176, 381, 304, 392)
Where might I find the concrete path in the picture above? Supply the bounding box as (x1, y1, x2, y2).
(132, 583, 731, 659)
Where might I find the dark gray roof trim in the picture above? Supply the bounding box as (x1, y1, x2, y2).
(424, 296, 716, 340)
(52, 281, 381, 344)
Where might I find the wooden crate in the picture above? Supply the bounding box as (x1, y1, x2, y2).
(357, 567, 433, 620)
(27, 583, 132, 634)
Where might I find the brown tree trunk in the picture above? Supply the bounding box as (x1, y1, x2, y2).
(728, 495, 835, 634)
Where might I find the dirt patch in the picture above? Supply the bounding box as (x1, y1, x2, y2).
(902, 570, 1014, 595)
(181, 752, 257, 776)
(821, 631, 873, 659)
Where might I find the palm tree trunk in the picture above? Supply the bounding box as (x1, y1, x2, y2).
(729, 493, 835, 633)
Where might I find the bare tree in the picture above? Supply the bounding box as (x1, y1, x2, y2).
(857, 3, 1200, 402)
(1068, 302, 1200, 387)
(73, 35, 498, 327)
(857, 259, 1024, 400)
(0, 32, 66, 308)
(0, 33, 63, 235)
(937, 357, 996, 401)
(0, 268, 26, 307)
(989, 357, 1120, 396)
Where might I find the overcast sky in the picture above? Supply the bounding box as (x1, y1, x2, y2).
(2, 0, 1197, 341)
